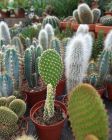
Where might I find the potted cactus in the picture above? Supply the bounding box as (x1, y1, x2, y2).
(0, 95, 28, 139)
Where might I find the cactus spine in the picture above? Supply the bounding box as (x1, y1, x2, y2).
(68, 84, 109, 140)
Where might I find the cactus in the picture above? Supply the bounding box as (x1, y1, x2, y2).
(92, 8, 101, 23)
(7, 95, 16, 106)
(15, 134, 36, 140)
(0, 97, 7, 106)
(85, 135, 99, 140)
(78, 3, 93, 24)
(0, 51, 5, 74)
(25, 37, 31, 48)
(76, 24, 89, 36)
(42, 15, 60, 29)
(45, 23, 54, 47)
(9, 99, 26, 118)
(68, 84, 109, 140)
(0, 73, 14, 96)
(44, 84, 54, 121)
(87, 61, 97, 75)
(38, 49, 63, 88)
(11, 36, 24, 56)
(38, 29, 48, 50)
(50, 37, 61, 55)
(100, 15, 112, 26)
(65, 34, 92, 92)
(0, 21, 11, 45)
(73, 9, 81, 23)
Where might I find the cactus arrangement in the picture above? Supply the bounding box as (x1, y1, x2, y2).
(100, 15, 112, 26)
(68, 84, 109, 140)
(73, 3, 101, 24)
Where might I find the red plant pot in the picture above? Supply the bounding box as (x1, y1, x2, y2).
(30, 100, 67, 140)
(56, 79, 66, 97)
(60, 21, 72, 30)
(106, 83, 112, 100)
(0, 10, 10, 18)
(97, 87, 106, 97)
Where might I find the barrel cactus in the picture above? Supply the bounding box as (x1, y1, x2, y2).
(38, 49, 63, 88)
(68, 84, 109, 140)
(100, 15, 112, 26)
(42, 15, 60, 29)
(0, 97, 7, 106)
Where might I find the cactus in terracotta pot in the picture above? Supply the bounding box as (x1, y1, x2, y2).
(68, 84, 109, 140)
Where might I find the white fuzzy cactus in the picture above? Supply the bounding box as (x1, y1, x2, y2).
(0, 21, 11, 45)
(76, 24, 89, 36)
(15, 134, 36, 140)
(104, 30, 112, 51)
(65, 34, 92, 92)
(44, 24, 54, 48)
(38, 29, 48, 50)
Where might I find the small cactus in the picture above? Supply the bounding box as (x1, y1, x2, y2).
(73, 9, 81, 23)
(92, 8, 101, 23)
(7, 95, 16, 106)
(87, 61, 97, 75)
(100, 15, 112, 26)
(25, 37, 31, 48)
(0, 97, 7, 106)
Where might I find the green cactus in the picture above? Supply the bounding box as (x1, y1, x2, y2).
(44, 84, 54, 121)
(0, 51, 5, 74)
(7, 95, 16, 106)
(87, 61, 97, 75)
(25, 37, 31, 48)
(78, 3, 93, 24)
(42, 15, 60, 29)
(68, 84, 109, 140)
(100, 15, 112, 26)
(38, 49, 63, 88)
(0, 97, 7, 106)
(9, 99, 26, 118)
(92, 8, 101, 23)
(85, 135, 99, 140)
(73, 9, 81, 23)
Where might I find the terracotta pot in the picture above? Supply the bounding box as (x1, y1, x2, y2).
(105, 12, 112, 16)
(0, 10, 10, 18)
(56, 79, 66, 97)
(15, 8, 25, 18)
(106, 83, 112, 100)
(95, 24, 112, 35)
(71, 23, 95, 32)
(97, 86, 106, 97)
(30, 100, 67, 140)
(60, 21, 72, 30)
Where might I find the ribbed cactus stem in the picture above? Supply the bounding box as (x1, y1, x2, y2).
(44, 84, 54, 120)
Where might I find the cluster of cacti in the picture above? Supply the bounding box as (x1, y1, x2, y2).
(4, 47, 23, 90)
(92, 30, 104, 60)
(100, 15, 112, 26)
(38, 49, 63, 88)
(73, 3, 101, 24)
(42, 15, 60, 28)
(68, 84, 109, 140)
(0, 96, 26, 138)
(15, 134, 37, 140)
(65, 25, 93, 92)
(24, 44, 43, 88)
(44, 84, 54, 121)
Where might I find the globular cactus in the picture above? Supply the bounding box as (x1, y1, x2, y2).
(92, 8, 101, 23)
(38, 29, 48, 50)
(0, 21, 11, 45)
(50, 37, 61, 55)
(4, 48, 23, 90)
(0, 97, 7, 106)
(38, 49, 63, 88)
(85, 135, 99, 140)
(65, 34, 92, 92)
(44, 84, 54, 121)
(15, 134, 36, 140)
(73, 9, 81, 23)
(78, 3, 93, 24)
(100, 15, 112, 26)
(11, 36, 24, 56)
(0, 73, 14, 96)
(45, 23, 54, 47)
(9, 99, 26, 118)
(42, 15, 60, 29)
(7, 95, 16, 106)
(68, 84, 109, 140)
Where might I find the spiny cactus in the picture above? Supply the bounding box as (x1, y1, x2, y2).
(15, 134, 36, 140)
(68, 84, 109, 140)
(0, 51, 5, 74)
(65, 34, 92, 92)
(0, 97, 7, 106)
(87, 61, 97, 75)
(73, 9, 80, 23)
(44, 84, 54, 121)
(7, 95, 16, 106)
(9, 99, 26, 118)
(42, 15, 60, 29)
(0, 21, 11, 45)
(38, 49, 63, 88)
(11, 36, 24, 56)
(76, 24, 89, 36)
(50, 37, 61, 55)
(4, 48, 23, 90)
(38, 29, 48, 50)
(45, 23, 54, 48)
(92, 8, 101, 23)
(85, 135, 99, 140)
(78, 3, 93, 24)
(0, 73, 14, 96)
(100, 15, 112, 26)
(25, 37, 31, 48)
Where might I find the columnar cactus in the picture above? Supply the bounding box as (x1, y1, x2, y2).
(25, 37, 31, 48)
(68, 84, 109, 140)
(100, 15, 112, 26)
(92, 8, 101, 23)
(42, 15, 60, 29)
(73, 9, 81, 23)
(76, 24, 89, 36)
(44, 84, 54, 120)
(15, 134, 36, 140)
(4, 48, 23, 90)
(38, 29, 48, 50)
(0, 21, 11, 45)
(45, 23, 54, 47)
(38, 49, 63, 88)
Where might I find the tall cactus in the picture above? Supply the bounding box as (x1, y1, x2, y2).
(0, 21, 11, 45)
(38, 29, 48, 50)
(4, 48, 23, 90)
(68, 84, 109, 140)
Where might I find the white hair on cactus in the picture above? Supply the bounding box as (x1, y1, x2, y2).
(38, 29, 48, 50)
(104, 30, 112, 51)
(76, 24, 89, 36)
(15, 134, 36, 140)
